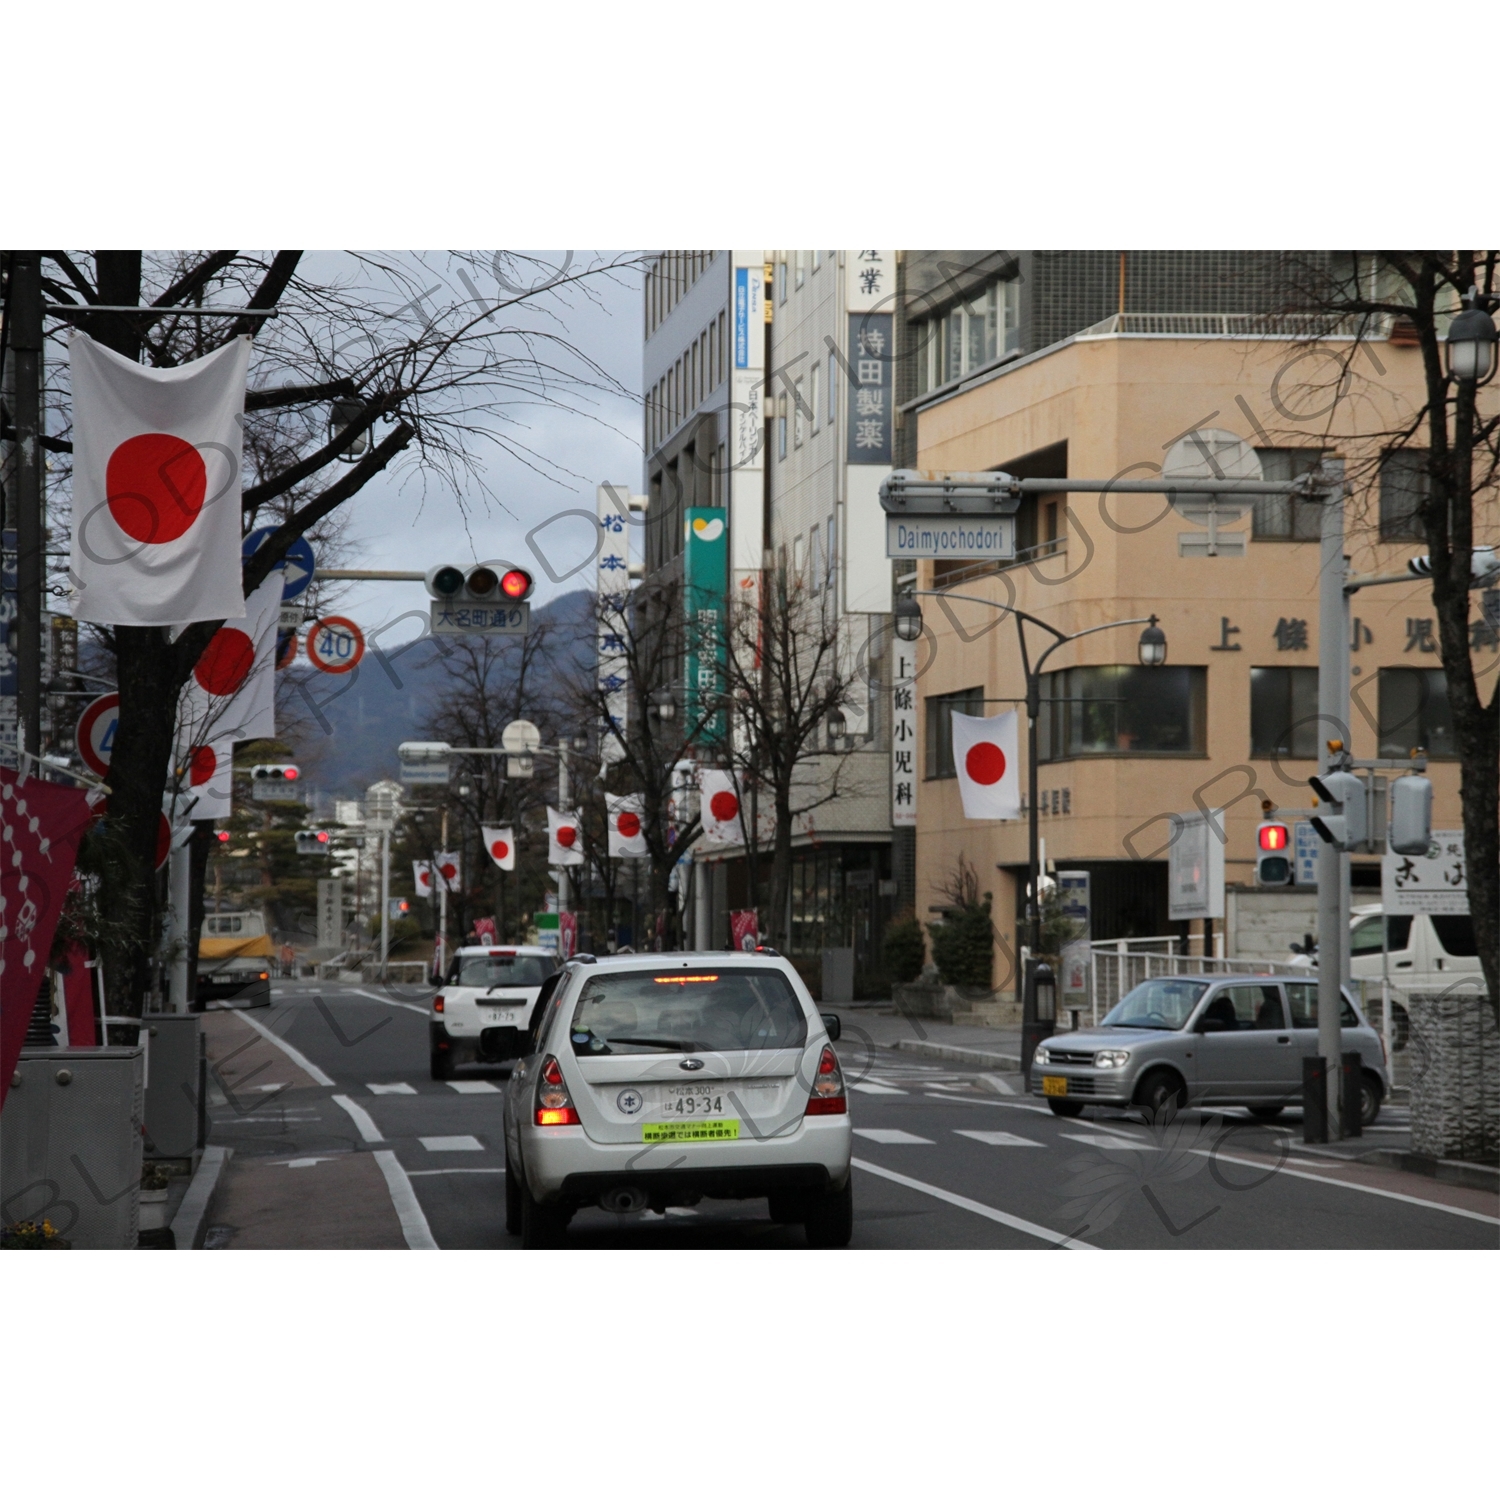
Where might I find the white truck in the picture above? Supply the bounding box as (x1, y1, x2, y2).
(197, 910, 274, 1008)
(1348, 905, 1483, 1046)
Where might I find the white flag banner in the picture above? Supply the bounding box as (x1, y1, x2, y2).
(951, 709, 1021, 820)
(174, 571, 280, 754)
(412, 861, 434, 900)
(699, 768, 745, 846)
(177, 737, 234, 816)
(434, 851, 462, 891)
(482, 826, 515, 871)
(69, 333, 252, 626)
(606, 793, 647, 858)
(547, 806, 584, 867)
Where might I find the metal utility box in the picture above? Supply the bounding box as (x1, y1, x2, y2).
(143, 1014, 203, 1160)
(2, 1047, 145, 1249)
(822, 948, 855, 1006)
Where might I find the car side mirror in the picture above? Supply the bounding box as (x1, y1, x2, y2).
(820, 1012, 841, 1042)
(1196, 1015, 1230, 1034)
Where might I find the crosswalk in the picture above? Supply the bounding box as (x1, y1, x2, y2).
(854, 1125, 1157, 1151)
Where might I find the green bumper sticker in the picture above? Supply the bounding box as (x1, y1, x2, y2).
(642, 1119, 741, 1143)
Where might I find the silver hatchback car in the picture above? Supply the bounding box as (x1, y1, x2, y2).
(1029, 975, 1390, 1125)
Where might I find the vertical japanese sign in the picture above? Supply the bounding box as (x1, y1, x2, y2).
(847, 313, 894, 466)
(891, 637, 917, 827)
(597, 483, 631, 764)
(684, 508, 728, 748)
(0, 529, 16, 753)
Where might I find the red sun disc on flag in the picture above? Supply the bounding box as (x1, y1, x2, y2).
(440, 861, 458, 882)
(417, 869, 431, 888)
(491, 839, 510, 860)
(189, 744, 218, 786)
(965, 742, 1007, 785)
(617, 812, 641, 838)
(556, 826, 577, 848)
(107, 433, 207, 544)
(194, 626, 256, 696)
(709, 791, 739, 823)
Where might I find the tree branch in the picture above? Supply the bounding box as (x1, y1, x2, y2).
(152, 251, 238, 308)
(241, 399, 386, 510)
(45, 252, 96, 304)
(245, 376, 358, 412)
(221, 251, 303, 342)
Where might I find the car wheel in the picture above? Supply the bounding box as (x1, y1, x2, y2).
(430, 1048, 454, 1082)
(1135, 1068, 1187, 1121)
(504, 1154, 521, 1236)
(1247, 1105, 1285, 1121)
(520, 1179, 568, 1249)
(1360, 1071, 1383, 1128)
(804, 1179, 853, 1249)
(1046, 1098, 1086, 1118)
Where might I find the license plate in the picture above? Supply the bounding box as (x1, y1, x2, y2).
(643, 1119, 740, 1143)
(661, 1084, 730, 1117)
(1041, 1075, 1068, 1097)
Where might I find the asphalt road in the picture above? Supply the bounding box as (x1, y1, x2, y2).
(201, 982, 1500, 1251)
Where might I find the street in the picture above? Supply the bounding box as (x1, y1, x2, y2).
(201, 984, 1499, 1251)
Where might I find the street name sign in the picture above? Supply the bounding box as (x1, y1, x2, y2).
(885, 515, 1016, 561)
(430, 601, 530, 636)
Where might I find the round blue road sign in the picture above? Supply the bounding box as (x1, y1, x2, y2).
(243, 526, 317, 601)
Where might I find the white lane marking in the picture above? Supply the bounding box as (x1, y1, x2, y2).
(852, 1158, 1097, 1250)
(374, 1150, 439, 1249)
(367, 1082, 416, 1095)
(850, 1082, 907, 1096)
(420, 1135, 485, 1152)
(978, 1073, 1018, 1095)
(853, 1128, 933, 1145)
(284, 1157, 338, 1169)
(954, 1130, 1045, 1148)
(663, 1206, 698, 1217)
(923, 1093, 1052, 1113)
(249, 1083, 286, 1093)
(348, 987, 430, 1017)
(332, 1094, 385, 1142)
(1061, 1133, 1157, 1151)
(1190, 1148, 1500, 1225)
(407, 1168, 506, 1176)
(445, 1080, 500, 1094)
(232, 1009, 336, 1087)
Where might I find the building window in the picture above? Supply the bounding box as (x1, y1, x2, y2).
(717, 310, 726, 387)
(795, 250, 805, 289)
(777, 393, 788, 460)
(827, 351, 837, 424)
(809, 525, 821, 592)
(794, 376, 805, 448)
(1380, 449, 1428, 541)
(826, 512, 837, 592)
(914, 280, 1020, 396)
(1039, 666, 1206, 760)
(1252, 449, 1325, 540)
(812, 250, 822, 274)
(1250, 667, 1319, 757)
(1379, 668, 1456, 758)
(925, 687, 984, 779)
(809, 362, 820, 433)
(777, 257, 787, 305)
(793, 533, 805, 579)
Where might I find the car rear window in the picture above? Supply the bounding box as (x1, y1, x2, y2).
(450, 954, 555, 988)
(1285, 984, 1359, 1028)
(1429, 915, 1477, 957)
(567, 968, 808, 1055)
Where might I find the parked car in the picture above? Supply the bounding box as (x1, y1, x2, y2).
(1030, 974, 1389, 1125)
(1347, 905, 1484, 1048)
(429, 946, 557, 1079)
(197, 911, 273, 1008)
(501, 952, 853, 1248)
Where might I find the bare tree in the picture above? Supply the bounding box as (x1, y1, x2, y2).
(1278, 253, 1499, 1012)
(25, 250, 639, 1010)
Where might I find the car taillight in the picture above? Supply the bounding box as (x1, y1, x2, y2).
(535, 1054, 580, 1126)
(805, 1044, 847, 1116)
(433, 995, 444, 1013)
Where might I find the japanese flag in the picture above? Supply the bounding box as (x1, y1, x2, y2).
(482, 826, 515, 871)
(176, 738, 234, 817)
(412, 861, 434, 900)
(699, 768, 744, 846)
(606, 794, 647, 858)
(69, 333, 252, 626)
(952, 709, 1021, 820)
(547, 806, 583, 867)
(435, 852, 462, 891)
(174, 571, 280, 750)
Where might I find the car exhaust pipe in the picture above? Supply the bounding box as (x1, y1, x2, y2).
(599, 1185, 650, 1215)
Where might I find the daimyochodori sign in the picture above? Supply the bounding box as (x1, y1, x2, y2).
(886, 515, 1016, 560)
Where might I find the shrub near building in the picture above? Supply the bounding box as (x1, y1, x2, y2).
(927, 897, 994, 990)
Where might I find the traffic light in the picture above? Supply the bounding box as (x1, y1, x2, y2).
(296, 829, 332, 856)
(1308, 771, 1368, 851)
(1388, 774, 1434, 855)
(252, 763, 300, 783)
(216, 830, 230, 844)
(1255, 821, 1293, 886)
(425, 562, 534, 604)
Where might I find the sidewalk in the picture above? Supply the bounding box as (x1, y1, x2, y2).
(837, 1006, 1023, 1070)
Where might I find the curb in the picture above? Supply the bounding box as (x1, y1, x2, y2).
(1365, 1149, 1500, 1194)
(891, 1039, 1023, 1071)
(170, 1145, 234, 1249)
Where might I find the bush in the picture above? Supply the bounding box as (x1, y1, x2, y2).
(925, 855, 994, 989)
(884, 911, 926, 983)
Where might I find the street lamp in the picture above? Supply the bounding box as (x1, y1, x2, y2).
(649, 687, 677, 722)
(827, 707, 847, 742)
(1446, 291, 1498, 386)
(1137, 614, 1167, 667)
(893, 594, 923, 642)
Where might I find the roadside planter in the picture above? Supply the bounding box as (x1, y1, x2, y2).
(1408, 992, 1499, 1163)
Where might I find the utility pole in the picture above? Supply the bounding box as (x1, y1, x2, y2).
(9, 253, 44, 760)
(556, 742, 570, 914)
(436, 805, 449, 974)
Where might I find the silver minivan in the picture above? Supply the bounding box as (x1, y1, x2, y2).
(1029, 974, 1389, 1125)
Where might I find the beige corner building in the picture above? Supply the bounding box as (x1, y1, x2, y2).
(906, 293, 1498, 994)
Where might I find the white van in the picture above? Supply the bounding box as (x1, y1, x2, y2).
(1348, 904, 1484, 1045)
(430, 945, 558, 1079)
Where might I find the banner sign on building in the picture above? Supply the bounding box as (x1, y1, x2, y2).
(1383, 831, 1467, 915)
(683, 508, 728, 748)
(891, 637, 918, 827)
(1, 529, 17, 753)
(597, 483, 631, 764)
(846, 312, 894, 467)
(1294, 818, 1320, 887)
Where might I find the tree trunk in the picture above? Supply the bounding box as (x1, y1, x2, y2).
(767, 788, 795, 950)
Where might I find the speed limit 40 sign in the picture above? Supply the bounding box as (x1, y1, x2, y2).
(307, 616, 365, 674)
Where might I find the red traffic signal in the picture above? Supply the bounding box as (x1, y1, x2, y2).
(216, 830, 230, 844)
(1255, 822, 1293, 887)
(1257, 823, 1288, 852)
(500, 567, 533, 600)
